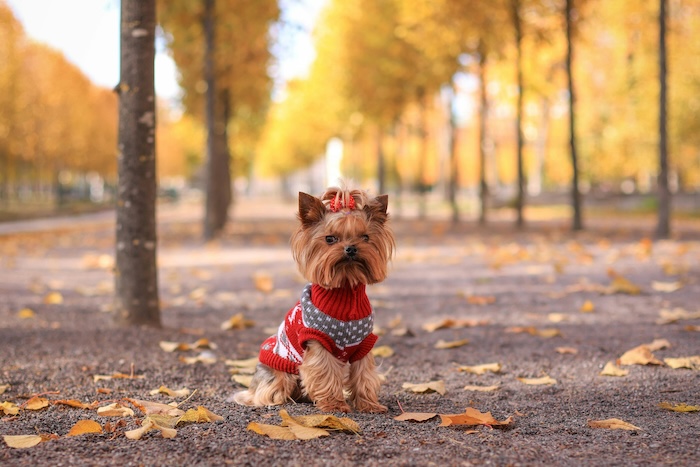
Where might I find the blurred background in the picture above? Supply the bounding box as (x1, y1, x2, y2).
(0, 0, 698, 226)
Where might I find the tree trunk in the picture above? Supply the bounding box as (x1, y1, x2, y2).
(656, 0, 671, 238)
(417, 88, 428, 219)
(477, 41, 490, 225)
(447, 81, 459, 223)
(376, 126, 385, 195)
(203, 0, 231, 240)
(511, 0, 525, 228)
(566, 0, 583, 231)
(114, 0, 160, 327)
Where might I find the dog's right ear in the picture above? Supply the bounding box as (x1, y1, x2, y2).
(298, 192, 326, 227)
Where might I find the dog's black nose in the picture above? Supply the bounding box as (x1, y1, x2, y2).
(344, 245, 358, 257)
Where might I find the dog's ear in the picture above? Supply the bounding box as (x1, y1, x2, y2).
(364, 194, 389, 224)
(298, 192, 326, 227)
(375, 194, 388, 214)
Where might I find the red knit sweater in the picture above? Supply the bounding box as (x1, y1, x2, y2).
(258, 283, 378, 374)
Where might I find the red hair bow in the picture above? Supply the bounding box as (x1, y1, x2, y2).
(329, 196, 356, 212)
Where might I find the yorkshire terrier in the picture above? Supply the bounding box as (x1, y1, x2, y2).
(233, 186, 395, 413)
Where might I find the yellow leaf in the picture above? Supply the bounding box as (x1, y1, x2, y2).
(25, 396, 49, 410)
(657, 308, 700, 324)
(1, 401, 19, 415)
(371, 345, 394, 358)
(579, 300, 595, 313)
(178, 406, 224, 424)
(618, 345, 664, 366)
(422, 318, 488, 332)
(600, 361, 629, 377)
(394, 412, 438, 422)
(456, 363, 502, 375)
(663, 356, 700, 370)
(605, 269, 641, 295)
(225, 357, 259, 368)
(43, 291, 64, 304)
(67, 420, 103, 436)
(517, 375, 557, 385)
(658, 402, 700, 412)
(279, 409, 360, 433)
(288, 424, 330, 440)
(149, 386, 191, 398)
(588, 418, 641, 431)
(17, 308, 35, 319)
(464, 295, 496, 305)
(434, 339, 469, 349)
(247, 422, 297, 440)
(125, 417, 177, 440)
(232, 374, 253, 387)
(125, 398, 184, 417)
(253, 272, 274, 293)
(402, 380, 446, 395)
(439, 408, 513, 427)
(506, 327, 561, 338)
(651, 281, 682, 292)
(3, 434, 44, 449)
(53, 399, 98, 409)
(180, 351, 217, 365)
(555, 347, 578, 355)
(97, 403, 135, 417)
(547, 313, 568, 323)
(463, 384, 500, 392)
(220, 313, 255, 330)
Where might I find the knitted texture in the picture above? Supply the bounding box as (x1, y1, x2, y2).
(258, 283, 378, 375)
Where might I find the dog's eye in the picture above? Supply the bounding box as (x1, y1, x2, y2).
(361, 235, 369, 242)
(325, 236, 338, 245)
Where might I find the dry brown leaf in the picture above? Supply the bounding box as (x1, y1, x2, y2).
(658, 402, 700, 412)
(403, 380, 446, 395)
(555, 347, 578, 355)
(3, 434, 44, 449)
(456, 363, 502, 375)
(43, 291, 64, 304)
(465, 295, 496, 305)
(371, 345, 395, 358)
(25, 396, 49, 410)
(279, 410, 360, 433)
(588, 418, 641, 431)
(394, 412, 438, 422)
(663, 356, 700, 370)
(125, 417, 177, 440)
(159, 338, 217, 353)
(17, 308, 35, 319)
(657, 308, 700, 324)
(684, 325, 700, 332)
(547, 313, 568, 323)
(600, 361, 629, 377)
(149, 386, 192, 398)
(579, 300, 595, 313)
(125, 398, 184, 417)
(67, 420, 103, 437)
(0, 401, 19, 415)
(180, 351, 217, 365)
(178, 406, 224, 425)
(605, 269, 642, 295)
(434, 339, 469, 349)
(253, 272, 274, 293)
(517, 375, 557, 385)
(618, 340, 669, 366)
(422, 318, 488, 332)
(247, 422, 297, 440)
(220, 313, 255, 330)
(439, 407, 513, 427)
(646, 338, 671, 351)
(463, 384, 500, 392)
(506, 327, 561, 338)
(53, 399, 99, 410)
(651, 281, 682, 292)
(97, 402, 135, 417)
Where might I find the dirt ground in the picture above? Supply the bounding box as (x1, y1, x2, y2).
(1, 201, 699, 466)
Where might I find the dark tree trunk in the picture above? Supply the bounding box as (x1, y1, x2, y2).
(511, 0, 525, 228)
(656, 0, 671, 238)
(203, 0, 231, 240)
(566, 0, 583, 231)
(114, 0, 160, 327)
(477, 41, 490, 225)
(417, 88, 428, 219)
(447, 82, 459, 224)
(376, 126, 385, 195)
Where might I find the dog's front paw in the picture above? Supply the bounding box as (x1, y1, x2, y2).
(316, 401, 352, 413)
(354, 400, 388, 413)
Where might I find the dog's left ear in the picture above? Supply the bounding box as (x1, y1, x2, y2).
(298, 192, 326, 227)
(364, 194, 389, 224)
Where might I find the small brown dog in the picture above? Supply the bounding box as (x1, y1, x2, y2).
(233, 186, 395, 412)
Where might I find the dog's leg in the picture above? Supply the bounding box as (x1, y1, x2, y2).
(233, 364, 299, 406)
(348, 353, 387, 413)
(299, 340, 351, 413)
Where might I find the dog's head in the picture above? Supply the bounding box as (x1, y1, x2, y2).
(290, 187, 395, 289)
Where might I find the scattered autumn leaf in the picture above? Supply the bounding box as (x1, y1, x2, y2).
(600, 361, 629, 377)
(464, 295, 496, 305)
(422, 318, 488, 332)
(247, 422, 298, 440)
(232, 375, 253, 387)
(159, 338, 217, 353)
(663, 356, 700, 370)
(402, 380, 446, 395)
(579, 300, 595, 313)
(658, 402, 700, 413)
(279, 409, 360, 433)
(605, 269, 642, 295)
(17, 308, 35, 319)
(25, 396, 49, 411)
(125, 398, 184, 417)
(67, 420, 103, 437)
(149, 386, 192, 398)
(435, 339, 469, 349)
(517, 375, 557, 385)
(684, 325, 700, 332)
(43, 291, 64, 304)
(253, 272, 274, 293)
(439, 407, 513, 428)
(555, 347, 578, 355)
(506, 327, 561, 338)
(588, 418, 641, 431)
(125, 416, 177, 440)
(220, 313, 255, 330)
(1, 401, 19, 416)
(178, 406, 224, 425)
(463, 384, 500, 392)
(53, 399, 99, 409)
(97, 402, 135, 417)
(93, 372, 145, 382)
(394, 412, 438, 422)
(651, 281, 683, 293)
(3, 434, 44, 449)
(225, 357, 258, 368)
(618, 339, 669, 366)
(656, 308, 700, 325)
(180, 351, 217, 365)
(371, 345, 394, 358)
(547, 313, 568, 323)
(456, 363, 502, 375)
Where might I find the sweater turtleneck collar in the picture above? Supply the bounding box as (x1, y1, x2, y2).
(307, 283, 372, 321)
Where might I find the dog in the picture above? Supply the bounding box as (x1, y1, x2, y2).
(233, 186, 395, 413)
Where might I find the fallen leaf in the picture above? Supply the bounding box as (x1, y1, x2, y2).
(371, 345, 394, 358)
(506, 327, 561, 338)
(17, 308, 35, 319)
(588, 418, 641, 431)
(178, 406, 224, 424)
(517, 375, 557, 385)
(402, 380, 446, 395)
(618, 340, 669, 366)
(225, 357, 259, 368)
(464, 295, 496, 305)
(53, 399, 99, 409)
(125, 399, 184, 417)
(394, 412, 438, 422)
(651, 281, 682, 292)
(43, 291, 64, 304)
(657, 308, 700, 324)
(25, 396, 49, 410)
(658, 402, 700, 413)
(579, 300, 595, 313)
(67, 420, 103, 436)
(1, 401, 19, 415)
(600, 361, 629, 377)
(97, 403, 135, 417)
(125, 417, 177, 440)
(439, 407, 513, 427)
(463, 384, 500, 392)
(247, 422, 297, 440)
(159, 338, 217, 352)
(684, 325, 700, 332)
(456, 363, 502, 375)
(663, 356, 700, 370)
(93, 372, 145, 382)
(149, 386, 191, 398)
(3, 434, 44, 449)
(232, 375, 253, 387)
(220, 313, 255, 330)
(422, 318, 488, 332)
(180, 351, 217, 365)
(605, 269, 642, 295)
(253, 272, 274, 293)
(555, 347, 578, 355)
(647, 338, 671, 351)
(435, 339, 469, 349)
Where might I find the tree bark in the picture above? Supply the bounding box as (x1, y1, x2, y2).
(376, 126, 386, 195)
(566, 0, 584, 231)
(511, 0, 525, 228)
(447, 82, 459, 224)
(114, 0, 160, 327)
(656, 0, 671, 238)
(477, 41, 490, 225)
